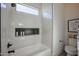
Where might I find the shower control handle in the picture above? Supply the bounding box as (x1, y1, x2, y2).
(7, 42, 13, 48)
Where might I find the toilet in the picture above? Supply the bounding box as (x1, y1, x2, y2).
(65, 38, 77, 56)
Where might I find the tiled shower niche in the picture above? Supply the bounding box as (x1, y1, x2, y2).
(15, 28, 39, 37)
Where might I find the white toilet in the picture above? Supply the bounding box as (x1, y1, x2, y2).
(65, 38, 77, 56)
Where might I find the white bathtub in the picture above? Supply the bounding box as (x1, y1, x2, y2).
(8, 44, 51, 56)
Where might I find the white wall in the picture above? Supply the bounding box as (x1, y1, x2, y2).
(41, 3, 53, 48)
(53, 3, 65, 56)
(64, 4, 79, 45)
(1, 4, 8, 53)
(10, 4, 42, 50)
(1, 3, 53, 55)
(1, 4, 11, 54)
(1, 3, 42, 54)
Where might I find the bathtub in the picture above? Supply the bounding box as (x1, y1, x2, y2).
(8, 44, 51, 56)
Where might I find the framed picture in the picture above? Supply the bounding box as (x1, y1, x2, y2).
(68, 18, 79, 32)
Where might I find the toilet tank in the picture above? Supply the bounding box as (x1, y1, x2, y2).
(69, 38, 77, 47)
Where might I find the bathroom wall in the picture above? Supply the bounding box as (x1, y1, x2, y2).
(1, 3, 53, 55)
(9, 3, 42, 50)
(1, 3, 42, 54)
(41, 4, 53, 48)
(53, 3, 65, 56)
(64, 4, 79, 45)
(1, 4, 10, 54)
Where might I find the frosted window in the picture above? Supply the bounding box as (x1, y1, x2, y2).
(16, 4, 39, 15)
(1, 3, 6, 8)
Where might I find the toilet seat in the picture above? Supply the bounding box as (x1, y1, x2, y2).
(65, 46, 77, 55)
